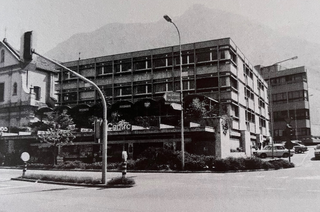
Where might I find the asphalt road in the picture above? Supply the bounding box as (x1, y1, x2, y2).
(0, 146, 320, 212)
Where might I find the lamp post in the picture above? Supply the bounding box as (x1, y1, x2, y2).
(32, 51, 109, 185)
(163, 15, 185, 170)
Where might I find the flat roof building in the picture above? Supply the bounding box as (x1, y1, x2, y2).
(55, 38, 270, 158)
(258, 65, 319, 144)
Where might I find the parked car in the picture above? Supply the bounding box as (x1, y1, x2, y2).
(254, 144, 294, 158)
(314, 144, 320, 159)
(292, 142, 308, 153)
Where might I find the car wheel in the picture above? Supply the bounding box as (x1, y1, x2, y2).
(283, 153, 289, 158)
(297, 149, 302, 154)
(260, 153, 267, 158)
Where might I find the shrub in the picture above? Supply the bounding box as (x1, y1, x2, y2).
(214, 157, 294, 171)
(244, 157, 264, 170)
(107, 177, 135, 186)
(183, 153, 214, 171)
(24, 173, 101, 184)
(269, 159, 294, 169)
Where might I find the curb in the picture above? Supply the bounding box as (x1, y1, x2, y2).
(11, 177, 135, 188)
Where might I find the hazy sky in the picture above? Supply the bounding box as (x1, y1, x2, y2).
(1, 0, 320, 53)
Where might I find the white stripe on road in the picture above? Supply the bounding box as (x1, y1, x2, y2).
(277, 176, 289, 179)
(307, 190, 320, 193)
(232, 186, 251, 189)
(0, 184, 33, 190)
(266, 187, 286, 191)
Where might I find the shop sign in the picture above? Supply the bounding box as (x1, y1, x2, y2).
(108, 120, 131, 131)
(0, 127, 8, 132)
(164, 92, 180, 103)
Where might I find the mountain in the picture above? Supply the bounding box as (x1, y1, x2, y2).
(44, 4, 320, 84)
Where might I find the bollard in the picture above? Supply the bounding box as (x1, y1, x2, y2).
(22, 162, 27, 177)
(122, 151, 128, 181)
(122, 161, 127, 180)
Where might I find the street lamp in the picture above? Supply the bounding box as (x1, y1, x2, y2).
(163, 15, 185, 170)
(32, 51, 109, 185)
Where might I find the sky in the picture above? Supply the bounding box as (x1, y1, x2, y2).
(1, 0, 320, 53)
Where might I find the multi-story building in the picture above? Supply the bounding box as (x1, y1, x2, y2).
(0, 38, 57, 128)
(257, 65, 320, 144)
(55, 38, 270, 159)
(0, 38, 57, 164)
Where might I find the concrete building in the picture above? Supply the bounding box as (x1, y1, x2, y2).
(257, 65, 319, 144)
(55, 38, 270, 159)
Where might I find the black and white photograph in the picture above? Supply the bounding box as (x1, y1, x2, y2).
(1, 0, 320, 211)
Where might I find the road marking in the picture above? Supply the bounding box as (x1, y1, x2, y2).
(0, 185, 33, 190)
(300, 149, 311, 165)
(266, 187, 286, 191)
(295, 176, 320, 180)
(307, 190, 320, 193)
(277, 176, 289, 179)
(232, 186, 251, 189)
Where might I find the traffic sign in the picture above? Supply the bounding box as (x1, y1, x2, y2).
(20, 152, 30, 162)
(164, 92, 180, 103)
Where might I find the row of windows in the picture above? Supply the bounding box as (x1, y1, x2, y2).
(272, 90, 308, 104)
(0, 82, 41, 102)
(61, 48, 237, 80)
(274, 127, 310, 137)
(61, 75, 244, 101)
(273, 109, 310, 121)
(270, 73, 307, 86)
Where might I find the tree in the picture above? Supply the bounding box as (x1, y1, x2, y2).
(37, 111, 76, 165)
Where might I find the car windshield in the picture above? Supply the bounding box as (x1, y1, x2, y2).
(263, 146, 272, 150)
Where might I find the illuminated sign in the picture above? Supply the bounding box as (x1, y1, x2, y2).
(108, 120, 131, 131)
(0, 127, 8, 132)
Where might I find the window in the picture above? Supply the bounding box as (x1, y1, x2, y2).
(134, 84, 151, 94)
(196, 77, 218, 89)
(33, 86, 41, 101)
(288, 90, 308, 102)
(0, 49, 4, 63)
(153, 54, 171, 67)
(134, 57, 151, 70)
(104, 87, 112, 96)
(0, 83, 4, 101)
(196, 48, 211, 62)
(231, 104, 239, 117)
(230, 77, 238, 89)
(97, 62, 112, 75)
(12, 82, 17, 96)
(272, 92, 287, 104)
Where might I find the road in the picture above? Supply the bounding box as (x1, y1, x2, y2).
(0, 146, 320, 212)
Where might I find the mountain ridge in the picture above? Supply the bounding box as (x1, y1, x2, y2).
(44, 4, 320, 79)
